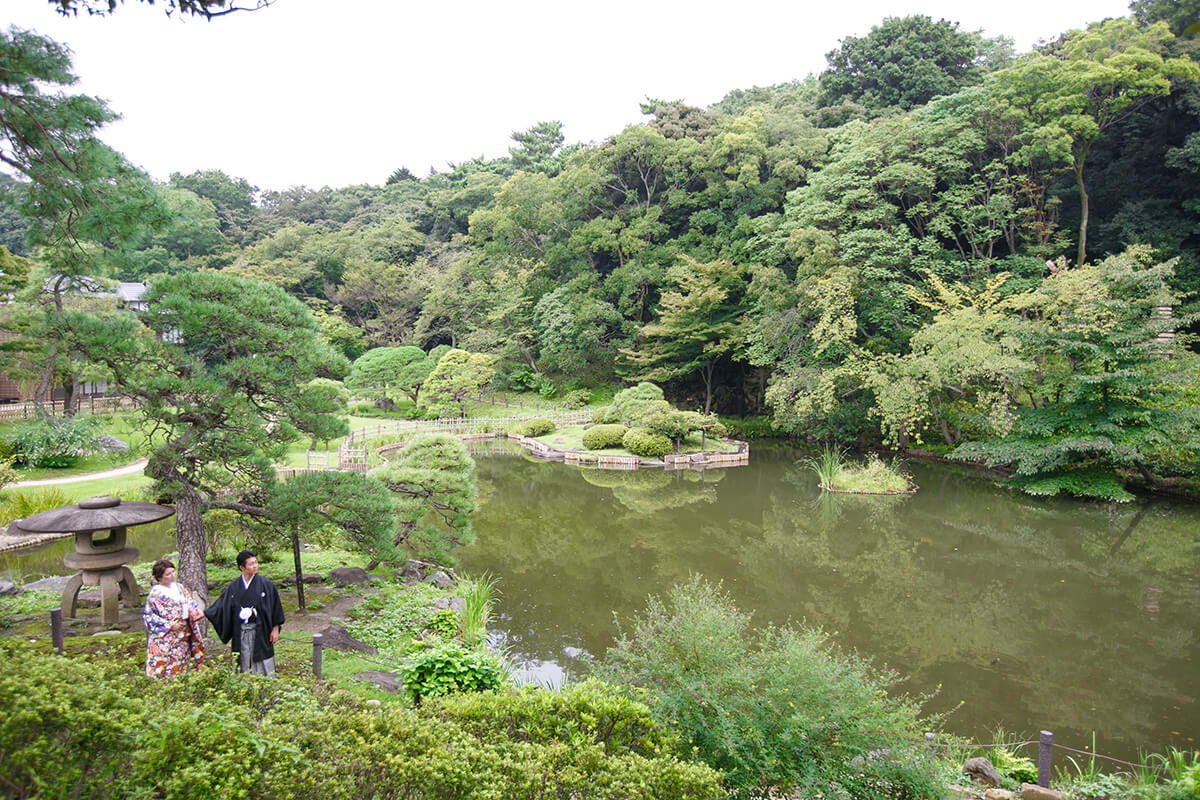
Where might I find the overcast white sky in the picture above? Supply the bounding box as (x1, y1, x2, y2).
(7, 0, 1134, 191)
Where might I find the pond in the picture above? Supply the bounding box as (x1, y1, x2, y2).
(456, 440, 1200, 761)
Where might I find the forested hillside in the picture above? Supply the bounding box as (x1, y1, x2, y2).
(3, 1, 1200, 498)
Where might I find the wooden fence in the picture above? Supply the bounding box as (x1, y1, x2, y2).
(0, 395, 136, 423)
(345, 410, 594, 449)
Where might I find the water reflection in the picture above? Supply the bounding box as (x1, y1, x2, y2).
(458, 442, 1200, 758)
(2, 518, 178, 583)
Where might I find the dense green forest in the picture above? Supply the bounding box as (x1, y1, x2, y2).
(3, 1, 1200, 500)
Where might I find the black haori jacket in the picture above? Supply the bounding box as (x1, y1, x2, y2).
(204, 574, 285, 663)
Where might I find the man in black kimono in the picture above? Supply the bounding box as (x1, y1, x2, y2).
(204, 549, 285, 676)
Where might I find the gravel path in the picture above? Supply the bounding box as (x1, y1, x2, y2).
(8, 458, 148, 488)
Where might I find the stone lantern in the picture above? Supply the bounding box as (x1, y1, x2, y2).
(11, 496, 175, 624)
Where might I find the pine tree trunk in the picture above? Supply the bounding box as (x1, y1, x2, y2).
(173, 491, 208, 607)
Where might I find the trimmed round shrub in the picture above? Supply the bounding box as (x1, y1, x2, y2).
(581, 424, 628, 450)
(621, 427, 673, 459)
(592, 405, 620, 424)
(519, 418, 555, 437)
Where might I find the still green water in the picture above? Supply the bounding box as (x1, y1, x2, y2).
(456, 441, 1200, 759)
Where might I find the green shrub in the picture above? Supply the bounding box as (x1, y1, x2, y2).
(990, 747, 1038, 785)
(399, 640, 505, 703)
(621, 427, 673, 459)
(425, 608, 461, 638)
(582, 423, 629, 450)
(597, 576, 949, 800)
(0, 640, 722, 800)
(519, 418, 555, 437)
(0, 438, 16, 462)
(612, 382, 664, 424)
(9, 417, 98, 468)
(563, 389, 592, 409)
(720, 415, 777, 439)
(593, 404, 620, 424)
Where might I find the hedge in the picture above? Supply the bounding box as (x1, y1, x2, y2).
(582, 424, 629, 450)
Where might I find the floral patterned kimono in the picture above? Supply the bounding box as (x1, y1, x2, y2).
(143, 582, 205, 679)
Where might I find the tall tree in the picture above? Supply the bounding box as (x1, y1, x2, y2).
(67, 272, 348, 601)
(818, 16, 1008, 112)
(422, 348, 495, 416)
(621, 256, 746, 414)
(952, 248, 1200, 499)
(991, 19, 1198, 265)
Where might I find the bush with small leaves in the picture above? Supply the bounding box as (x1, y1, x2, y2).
(564, 389, 592, 409)
(597, 576, 950, 800)
(425, 607, 462, 639)
(582, 424, 629, 450)
(518, 418, 555, 437)
(9, 417, 98, 468)
(621, 427, 673, 459)
(399, 640, 505, 703)
(0, 639, 724, 799)
(593, 404, 620, 424)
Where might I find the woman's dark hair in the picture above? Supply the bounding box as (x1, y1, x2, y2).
(151, 559, 175, 582)
(236, 549, 257, 569)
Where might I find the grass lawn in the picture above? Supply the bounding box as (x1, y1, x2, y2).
(2, 413, 148, 481)
(533, 424, 739, 455)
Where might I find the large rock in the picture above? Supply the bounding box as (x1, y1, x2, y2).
(1019, 784, 1063, 800)
(986, 789, 1015, 800)
(23, 576, 70, 592)
(0, 580, 17, 596)
(93, 435, 129, 453)
(963, 757, 1002, 787)
(353, 670, 404, 693)
(423, 570, 454, 589)
(328, 567, 370, 587)
(400, 560, 426, 579)
(433, 597, 465, 613)
(317, 625, 377, 655)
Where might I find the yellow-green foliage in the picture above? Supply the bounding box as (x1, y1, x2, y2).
(830, 454, 912, 494)
(0, 640, 723, 799)
(582, 424, 629, 450)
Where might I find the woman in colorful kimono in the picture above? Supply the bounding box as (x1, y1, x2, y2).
(143, 558, 205, 679)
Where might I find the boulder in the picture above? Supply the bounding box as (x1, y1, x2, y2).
(432, 597, 465, 613)
(301, 574, 323, 584)
(400, 560, 427, 579)
(316, 624, 376, 654)
(947, 786, 980, 800)
(93, 435, 129, 453)
(353, 670, 404, 693)
(986, 790, 1015, 800)
(328, 567, 370, 587)
(0, 580, 17, 596)
(1019, 784, 1062, 800)
(23, 576, 71, 592)
(423, 570, 454, 589)
(963, 757, 1002, 787)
